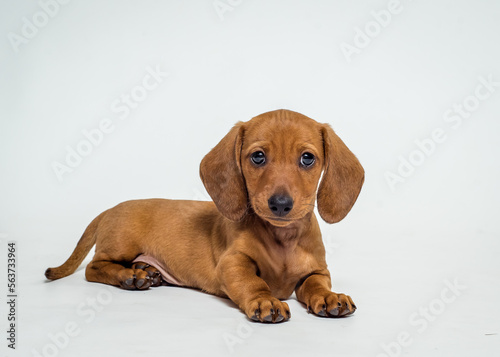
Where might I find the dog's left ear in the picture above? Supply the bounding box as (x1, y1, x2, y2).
(317, 124, 365, 224)
(200, 122, 248, 221)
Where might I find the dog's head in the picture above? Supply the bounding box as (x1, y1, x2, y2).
(200, 109, 364, 226)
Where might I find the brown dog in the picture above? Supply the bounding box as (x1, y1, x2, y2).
(45, 109, 364, 323)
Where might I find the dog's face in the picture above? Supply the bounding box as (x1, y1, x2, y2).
(240, 113, 325, 227)
(200, 109, 364, 226)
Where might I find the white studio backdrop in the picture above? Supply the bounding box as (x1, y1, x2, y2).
(0, 1, 499, 356)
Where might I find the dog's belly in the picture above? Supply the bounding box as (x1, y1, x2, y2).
(133, 254, 184, 286)
(102, 199, 226, 294)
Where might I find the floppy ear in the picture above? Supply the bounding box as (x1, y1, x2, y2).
(200, 123, 248, 221)
(317, 124, 365, 224)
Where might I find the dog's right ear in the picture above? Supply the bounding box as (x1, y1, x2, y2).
(200, 122, 248, 221)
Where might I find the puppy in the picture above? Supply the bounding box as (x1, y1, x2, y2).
(46, 109, 364, 323)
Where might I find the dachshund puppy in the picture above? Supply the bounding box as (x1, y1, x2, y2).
(46, 109, 364, 323)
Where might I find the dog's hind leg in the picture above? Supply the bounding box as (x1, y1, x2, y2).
(85, 258, 154, 290)
(131, 261, 162, 287)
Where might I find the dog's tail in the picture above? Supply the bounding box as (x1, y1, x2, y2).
(45, 211, 107, 280)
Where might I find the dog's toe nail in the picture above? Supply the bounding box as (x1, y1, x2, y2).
(329, 308, 339, 317)
(340, 308, 351, 316)
(122, 277, 135, 289)
(152, 276, 162, 287)
(275, 310, 285, 322)
(134, 262, 149, 270)
(251, 309, 260, 322)
(262, 310, 274, 322)
(138, 276, 153, 289)
(317, 309, 327, 317)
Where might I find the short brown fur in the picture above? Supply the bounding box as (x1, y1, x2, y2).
(45, 109, 364, 323)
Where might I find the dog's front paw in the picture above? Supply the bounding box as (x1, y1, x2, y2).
(306, 292, 356, 318)
(245, 296, 291, 323)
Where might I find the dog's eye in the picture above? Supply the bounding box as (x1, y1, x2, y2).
(251, 151, 266, 166)
(300, 152, 315, 167)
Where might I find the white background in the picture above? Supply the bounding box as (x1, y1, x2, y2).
(1, 0, 499, 356)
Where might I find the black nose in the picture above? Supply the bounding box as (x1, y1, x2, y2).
(268, 194, 294, 217)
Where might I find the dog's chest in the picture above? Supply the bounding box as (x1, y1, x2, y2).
(258, 243, 315, 299)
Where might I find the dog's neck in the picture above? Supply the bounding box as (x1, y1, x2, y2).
(245, 211, 314, 248)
